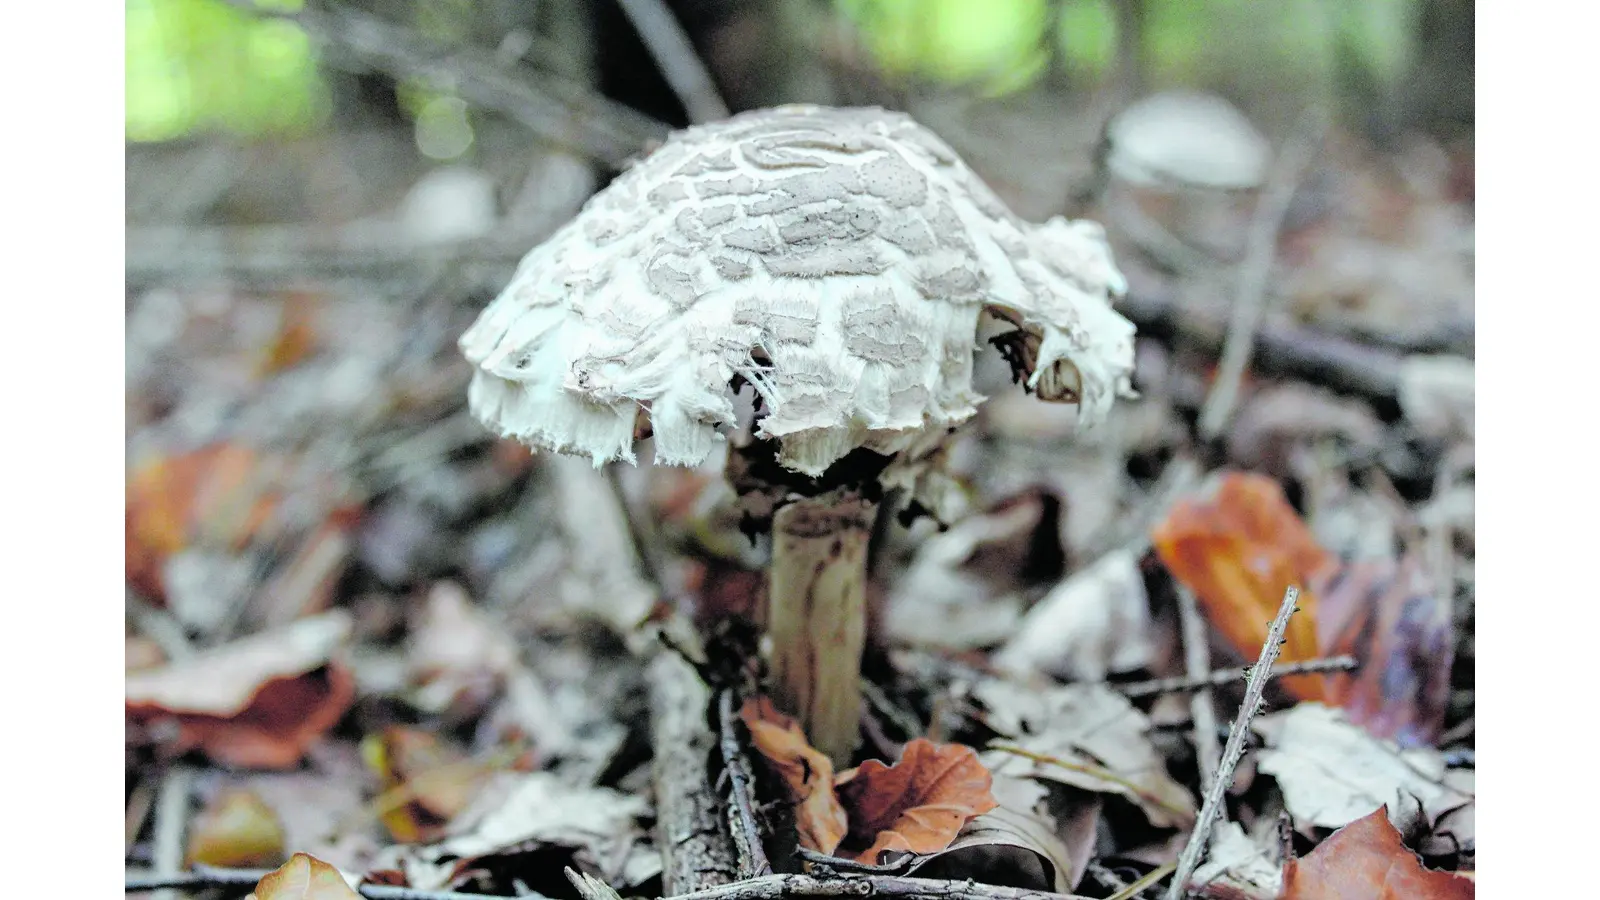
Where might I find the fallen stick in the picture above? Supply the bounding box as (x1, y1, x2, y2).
(1164, 586, 1303, 900)
(653, 652, 743, 893)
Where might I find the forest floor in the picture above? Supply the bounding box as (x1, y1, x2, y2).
(125, 102, 1475, 900)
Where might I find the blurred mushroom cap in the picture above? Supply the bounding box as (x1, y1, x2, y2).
(1106, 91, 1271, 190)
(461, 105, 1135, 476)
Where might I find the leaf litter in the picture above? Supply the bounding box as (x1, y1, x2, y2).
(125, 98, 1474, 900)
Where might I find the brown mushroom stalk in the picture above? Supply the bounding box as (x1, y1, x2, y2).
(459, 105, 1137, 771)
(766, 489, 875, 765)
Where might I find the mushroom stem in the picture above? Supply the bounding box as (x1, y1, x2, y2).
(767, 489, 874, 768)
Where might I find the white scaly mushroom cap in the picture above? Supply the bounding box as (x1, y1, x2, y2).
(461, 105, 1136, 476)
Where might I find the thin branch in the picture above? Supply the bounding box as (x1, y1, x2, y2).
(719, 689, 774, 877)
(223, 0, 668, 167)
(148, 766, 193, 900)
(1117, 655, 1356, 699)
(663, 872, 1096, 900)
(1108, 863, 1174, 900)
(1174, 586, 1221, 795)
(125, 867, 528, 899)
(1198, 109, 1329, 440)
(1165, 586, 1303, 900)
(614, 0, 729, 124)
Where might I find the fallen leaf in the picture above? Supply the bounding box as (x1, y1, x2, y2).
(1254, 704, 1472, 835)
(126, 443, 282, 599)
(976, 680, 1196, 830)
(125, 611, 356, 768)
(1190, 820, 1283, 900)
(407, 581, 518, 720)
(740, 695, 848, 854)
(378, 771, 654, 891)
(905, 775, 1096, 893)
(834, 738, 999, 864)
(1152, 472, 1335, 701)
(187, 788, 287, 868)
(364, 727, 490, 843)
(256, 291, 321, 377)
(1397, 355, 1474, 441)
(248, 852, 361, 900)
(884, 492, 1061, 651)
(1281, 806, 1473, 899)
(1320, 556, 1454, 747)
(993, 547, 1154, 681)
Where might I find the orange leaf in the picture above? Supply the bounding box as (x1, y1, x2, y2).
(834, 739, 999, 864)
(1152, 472, 1334, 701)
(365, 726, 487, 843)
(248, 852, 361, 900)
(1281, 806, 1473, 899)
(255, 291, 320, 377)
(740, 696, 848, 854)
(126, 443, 282, 599)
(126, 613, 355, 768)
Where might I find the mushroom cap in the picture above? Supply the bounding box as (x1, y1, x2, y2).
(461, 105, 1136, 476)
(1105, 91, 1270, 191)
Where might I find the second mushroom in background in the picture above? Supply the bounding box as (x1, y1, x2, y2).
(458, 104, 1137, 767)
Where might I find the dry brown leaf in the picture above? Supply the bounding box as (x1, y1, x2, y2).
(905, 775, 1095, 893)
(187, 788, 287, 868)
(125, 612, 355, 768)
(407, 581, 519, 720)
(248, 852, 361, 900)
(834, 738, 999, 864)
(1151, 471, 1334, 701)
(993, 547, 1153, 681)
(740, 695, 847, 854)
(1281, 806, 1473, 899)
(365, 727, 489, 843)
(1319, 555, 1454, 747)
(126, 443, 282, 599)
(256, 291, 321, 377)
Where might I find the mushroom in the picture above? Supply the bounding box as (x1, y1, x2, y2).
(459, 105, 1136, 765)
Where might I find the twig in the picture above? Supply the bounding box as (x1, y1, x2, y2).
(1117, 655, 1357, 699)
(719, 689, 774, 877)
(661, 872, 1096, 900)
(794, 847, 918, 875)
(148, 766, 193, 900)
(222, 0, 668, 167)
(1164, 586, 1302, 900)
(1108, 863, 1175, 900)
(614, 0, 729, 124)
(1198, 109, 1329, 440)
(1174, 586, 1221, 795)
(125, 867, 527, 899)
(1085, 861, 1131, 894)
(652, 652, 742, 892)
(987, 744, 1193, 822)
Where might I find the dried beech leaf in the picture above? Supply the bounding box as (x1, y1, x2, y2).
(1319, 555, 1454, 747)
(905, 775, 1094, 893)
(126, 443, 281, 599)
(1152, 472, 1333, 701)
(1190, 821, 1283, 900)
(187, 788, 287, 869)
(248, 852, 361, 900)
(1254, 704, 1472, 835)
(975, 680, 1196, 830)
(1281, 806, 1473, 899)
(125, 612, 355, 768)
(994, 547, 1153, 681)
(834, 738, 998, 864)
(740, 696, 847, 854)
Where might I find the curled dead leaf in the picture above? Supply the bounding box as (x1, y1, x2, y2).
(125, 612, 356, 768)
(187, 788, 287, 868)
(740, 696, 848, 854)
(834, 738, 999, 864)
(1281, 806, 1473, 899)
(248, 852, 362, 900)
(1152, 472, 1334, 701)
(365, 727, 490, 843)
